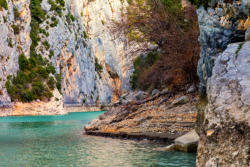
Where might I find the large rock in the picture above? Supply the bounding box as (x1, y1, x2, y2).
(172, 96, 189, 106)
(196, 42, 250, 167)
(174, 130, 199, 152)
(151, 89, 159, 96)
(197, 1, 249, 96)
(134, 91, 147, 101)
(84, 94, 197, 141)
(0, 0, 136, 113)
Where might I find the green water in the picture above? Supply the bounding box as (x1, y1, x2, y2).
(0, 112, 196, 167)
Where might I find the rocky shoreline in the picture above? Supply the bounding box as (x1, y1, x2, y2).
(84, 90, 198, 147)
(0, 104, 104, 117)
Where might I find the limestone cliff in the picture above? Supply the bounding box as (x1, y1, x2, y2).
(196, 0, 250, 166)
(0, 0, 133, 115)
(197, 0, 250, 96)
(197, 41, 250, 167)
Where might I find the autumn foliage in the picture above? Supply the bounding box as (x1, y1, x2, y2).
(113, 0, 200, 92)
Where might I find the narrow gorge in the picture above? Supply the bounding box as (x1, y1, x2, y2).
(0, 0, 249, 166)
(0, 0, 133, 116)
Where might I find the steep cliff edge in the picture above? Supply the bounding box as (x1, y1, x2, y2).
(196, 1, 250, 166)
(197, 0, 250, 96)
(0, 0, 133, 115)
(197, 41, 250, 167)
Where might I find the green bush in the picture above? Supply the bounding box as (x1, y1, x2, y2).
(3, 16, 7, 23)
(56, 0, 65, 6)
(19, 53, 29, 70)
(66, 13, 76, 24)
(7, 38, 13, 48)
(14, 8, 20, 20)
(48, 0, 63, 15)
(47, 76, 56, 89)
(0, 0, 8, 10)
(47, 64, 56, 74)
(130, 52, 159, 90)
(55, 74, 62, 92)
(49, 50, 54, 59)
(42, 40, 50, 50)
(30, 0, 46, 23)
(5, 0, 63, 103)
(6, 52, 59, 102)
(12, 24, 20, 34)
(95, 58, 103, 74)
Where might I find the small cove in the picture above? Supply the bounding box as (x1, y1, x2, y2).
(0, 112, 196, 167)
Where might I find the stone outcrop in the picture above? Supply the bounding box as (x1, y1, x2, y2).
(196, 42, 250, 167)
(156, 129, 199, 152)
(85, 91, 198, 142)
(196, 1, 250, 166)
(0, 0, 31, 110)
(0, 0, 134, 115)
(174, 130, 199, 152)
(197, 0, 250, 96)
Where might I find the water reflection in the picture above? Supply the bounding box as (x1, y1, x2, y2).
(0, 112, 196, 167)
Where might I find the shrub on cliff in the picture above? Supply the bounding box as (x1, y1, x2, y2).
(5, 53, 59, 102)
(114, 0, 200, 91)
(130, 52, 160, 89)
(5, 0, 63, 102)
(0, 0, 8, 10)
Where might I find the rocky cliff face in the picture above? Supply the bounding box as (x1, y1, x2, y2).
(0, 0, 133, 115)
(196, 0, 250, 166)
(197, 0, 250, 96)
(0, 0, 32, 114)
(197, 41, 250, 167)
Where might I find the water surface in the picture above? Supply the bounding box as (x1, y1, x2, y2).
(0, 112, 196, 167)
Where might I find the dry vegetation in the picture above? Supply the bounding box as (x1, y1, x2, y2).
(113, 0, 200, 92)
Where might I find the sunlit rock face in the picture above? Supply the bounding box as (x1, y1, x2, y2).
(0, 0, 134, 112)
(197, 0, 249, 96)
(60, 0, 133, 105)
(196, 42, 250, 167)
(0, 0, 32, 107)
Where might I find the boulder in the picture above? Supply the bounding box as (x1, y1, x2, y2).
(196, 42, 250, 167)
(172, 96, 189, 106)
(174, 130, 199, 152)
(151, 89, 159, 96)
(187, 85, 195, 93)
(84, 118, 101, 131)
(134, 91, 147, 101)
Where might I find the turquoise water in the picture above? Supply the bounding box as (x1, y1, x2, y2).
(0, 112, 196, 167)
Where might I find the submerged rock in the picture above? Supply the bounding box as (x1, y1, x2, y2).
(174, 130, 199, 152)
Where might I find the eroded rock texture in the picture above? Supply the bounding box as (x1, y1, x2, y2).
(196, 42, 250, 167)
(0, 0, 133, 115)
(85, 91, 198, 142)
(197, 0, 250, 96)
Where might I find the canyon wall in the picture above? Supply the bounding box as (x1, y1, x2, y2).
(0, 0, 133, 115)
(196, 0, 250, 166)
(197, 0, 250, 96)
